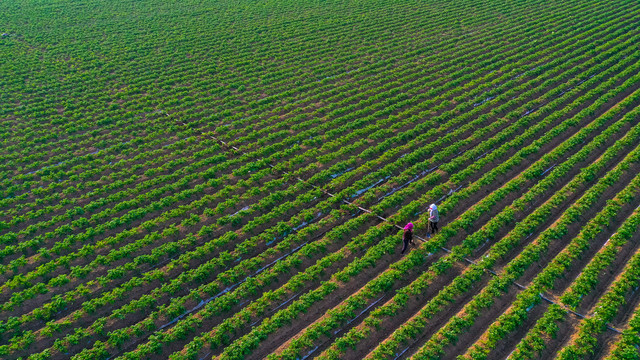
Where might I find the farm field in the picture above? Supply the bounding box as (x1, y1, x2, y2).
(2, 0, 640, 359)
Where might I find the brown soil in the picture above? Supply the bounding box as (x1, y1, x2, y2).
(11, 210, 361, 358)
(243, 247, 437, 360)
(334, 263, 480, 360)
(532, 313, 579, 360)
(82, 215, 385, 360)
(358, 269, 492, 360)
(441, 284, 530, 360)
(479, 162, 640, 360)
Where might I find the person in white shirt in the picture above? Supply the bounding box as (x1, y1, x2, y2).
(427, 204, 439, 238)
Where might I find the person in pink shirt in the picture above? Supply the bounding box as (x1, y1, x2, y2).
(401, 222, 415, 254)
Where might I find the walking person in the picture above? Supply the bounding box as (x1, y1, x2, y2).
(401, 222, 415, 254)
(427, 204, 439, 238)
